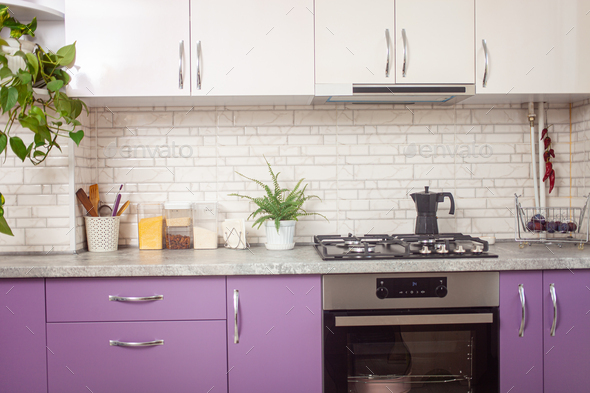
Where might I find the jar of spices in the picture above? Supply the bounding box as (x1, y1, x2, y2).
(138, 203, 164, 250)
(192, 202, 218, 249)
(163, 201, 192, 249)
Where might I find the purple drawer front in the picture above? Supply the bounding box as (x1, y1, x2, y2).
(46, 277, 226, 322)
(47, 320, 228, 393)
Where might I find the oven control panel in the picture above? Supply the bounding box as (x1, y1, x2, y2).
(376, 277, 448, 299)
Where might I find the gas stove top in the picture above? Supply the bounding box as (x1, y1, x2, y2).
(314, 233, 498, 260)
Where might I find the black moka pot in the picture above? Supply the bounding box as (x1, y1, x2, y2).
(410, 186, 455, 234)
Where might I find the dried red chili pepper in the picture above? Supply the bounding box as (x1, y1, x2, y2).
(543, 151, 551, 162)
(541, 128, 548, 139)
(549, 170, 555, 193)
(543, 162, 553, 182)
(549, 148, 555, 158)
(543, 137, 551, 150)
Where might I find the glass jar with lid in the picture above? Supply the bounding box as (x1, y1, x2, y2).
(163, 201, 192, 249)
(137, 203, 164, 250)
(192, 202, 218, 249)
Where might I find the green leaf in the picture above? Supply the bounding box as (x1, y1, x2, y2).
(33, 132, 45, 147)
(29, 105, 47, 125)
(56, 42, 76, 67)
(0, 38, 8, 47)
(9, 136, 27, 161)
(0, 66, 12, 80)
(33, 150, 46, 158)
(47, 79, 63, 92)
(0, 86, 18, 112)
(36, 125, 51, 142)
(0, 133, 7, 154)
(69, 130, 84, 147)
(0, 215, 14, 236)
(17, 69, 31, 84)
(18, 115, 39, 133)
(25, 52, 38, 79)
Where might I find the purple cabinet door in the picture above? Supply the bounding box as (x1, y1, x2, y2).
(499, 271, 544, 393)
(46, 276, 226, 322)
(227, 275, 322, 393)
(543, 269, 590, 393)
(0, 278, 47, 393)
(47, 320, 227, 393)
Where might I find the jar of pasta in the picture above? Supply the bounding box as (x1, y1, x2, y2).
(137, 203, 164, 250)
(164, 202, 192, 249)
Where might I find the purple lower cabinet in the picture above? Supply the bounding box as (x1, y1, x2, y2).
(499, 271, 544, 393)
(227, 275, 322, 393)
(0, 278, 47, 393)
(543, 269, 590, 393)
(47, 321, 227, 393)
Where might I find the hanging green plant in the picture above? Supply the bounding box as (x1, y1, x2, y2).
(0, 5, 87, 236)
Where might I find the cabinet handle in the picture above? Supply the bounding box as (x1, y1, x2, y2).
(110, 340, 164, 347)
(109, 295, 164, 302)
(385, 29, 391, 77)
(179, 40, 184, 89)
(518, 284, 526, 337)
(234, 289, 239, 344)
(401, 28, 408, 77)
(550, 283, 557, 336)
(196, 40, 202, 90)
(482, 39, 489, 88)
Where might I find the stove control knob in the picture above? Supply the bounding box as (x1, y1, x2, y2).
(435, 285, 448, 298)
(376, 287, 389, 299)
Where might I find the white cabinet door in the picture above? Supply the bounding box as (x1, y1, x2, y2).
(476, 0, 590, 94)
(395, 0, 474, 84)
(315, 0, 394, 85)
(190, 0, 314, 97)
(65, 0, 191, 97)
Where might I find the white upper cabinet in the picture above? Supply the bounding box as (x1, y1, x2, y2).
(395, 0, 474, 84)
(65, 0, 191, 97)
(191, 0, 313, 97)
(65, 0, 314, 99)
(476, 0, 590, 94)
(315, 0, 395, 85)
(315, 0, 475, 88)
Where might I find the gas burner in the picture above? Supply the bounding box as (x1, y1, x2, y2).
(454, 245, 466, 254)
(435, 244, 449, 254)
(348, 245, 376, 253)
(419, 245, 432, 254)
(313, 233, 497, 260)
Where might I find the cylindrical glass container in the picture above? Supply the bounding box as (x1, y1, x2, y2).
(192, 202, 218, 249)
(164, 201, 192, 249)
(137, 203, 164, 250)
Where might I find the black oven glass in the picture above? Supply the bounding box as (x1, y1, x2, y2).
(324, 308, 498, 393)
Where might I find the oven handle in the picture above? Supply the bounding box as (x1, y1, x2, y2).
(335, 313, 493, 327)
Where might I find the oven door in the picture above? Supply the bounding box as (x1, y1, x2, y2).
(323, 308, 498, 393)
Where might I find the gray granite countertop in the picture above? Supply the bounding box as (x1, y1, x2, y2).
(1, 241, 590, 278)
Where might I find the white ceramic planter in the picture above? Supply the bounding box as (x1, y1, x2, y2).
(265, 220, 296, 250)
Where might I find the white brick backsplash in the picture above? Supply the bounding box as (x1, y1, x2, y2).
(1, 103, 588, 252)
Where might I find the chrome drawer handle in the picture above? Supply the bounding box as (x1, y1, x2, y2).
(109, 295, 164, 302)
(196, 40, 202, 90)
(550, 283, 557, 336)
(179, 40, 184, 89)
(401, 28, 408, 77)
(234, 289, 239, 344)
(518, 284, 525, 337)
(110, 340, 164, 347)
(385, 28, 391, 77)
(482, 39, 489, 88)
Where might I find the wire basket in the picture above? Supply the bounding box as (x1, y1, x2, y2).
(514, 194, 590, 249)
(85, 216, 120, 252)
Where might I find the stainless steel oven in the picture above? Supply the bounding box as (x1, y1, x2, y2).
(323, 272, 499, 393)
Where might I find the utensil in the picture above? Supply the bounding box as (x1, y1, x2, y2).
(98, 204, 113, 217)
(89, 184, 99, 212)
(75, 188, 99, 217)
(112, 184, 123, 216)
(116, 200, 130, 216)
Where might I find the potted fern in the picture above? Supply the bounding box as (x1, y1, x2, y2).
(229, 159, 328, 250)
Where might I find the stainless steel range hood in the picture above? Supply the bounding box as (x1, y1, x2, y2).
(313, 84, 475, 105)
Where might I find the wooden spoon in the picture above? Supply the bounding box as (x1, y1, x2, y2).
(89, 184, 99, 212)
(76, 188, 98, 217)
(116, 200, 130, 216)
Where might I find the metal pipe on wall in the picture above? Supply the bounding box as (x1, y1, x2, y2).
(538, 102, 546, 209)
(529, 102, 539, 208)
